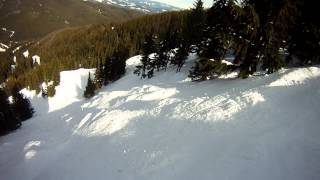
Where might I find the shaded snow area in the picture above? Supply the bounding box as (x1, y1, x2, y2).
(1, 55, 320, 180)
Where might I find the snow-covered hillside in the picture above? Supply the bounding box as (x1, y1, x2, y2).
(89, 0, 180, 13)
(1, 55, 320, 180)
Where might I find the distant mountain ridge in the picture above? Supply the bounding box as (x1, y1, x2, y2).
(87, 0, 180, 13)
(0, 0, 143, 41)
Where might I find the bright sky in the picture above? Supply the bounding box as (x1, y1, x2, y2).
(154, 0, 213, 9)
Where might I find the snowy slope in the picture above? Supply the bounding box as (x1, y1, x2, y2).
(1, 55, 320, 180)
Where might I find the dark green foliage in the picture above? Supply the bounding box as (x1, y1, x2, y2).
(0, 88, 21, 135)
(11, 86, 34, 121)
(103, 57, 111, 86)
(171, 41, 189, 72)
(184, 0, 206, 51)
(94, 59, 104, 89)
(2, 0, 319, 88)
(84, 73, 96, 99)
(134, 33, 156, 79)
(288, 0, 320, 65)
(239, 0, 300, 76)
(109, 46, 129, 81)
(190, 0, 236, 79)
(189, 58, 232, 81)
(8, 11, 186, 91)
(103, 46, 129, 85)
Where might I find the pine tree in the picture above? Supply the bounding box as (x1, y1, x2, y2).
(189, 0, 235, 80)
(189, 58, 231, 81)
(11, 86, 34, 121)
(134, 33, 156, 78)
(84, 73, 95, 99)
(240, 0, 300, 76)
(103, 57, 111, 85)
(0, 88, 21, 134)
(288, 0, 320, 65)
(184, 0, 206, 52)
(153, 35, 163, 71)
(94, 59, 104, 89)
(199, 0, 237, 60)
(172, 40, 189, 72)
(109, 46, 128, 81)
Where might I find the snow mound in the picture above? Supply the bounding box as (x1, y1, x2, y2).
(32, 55, 41, 65)
(23, 50, 29, 58)
(0, 43, 9, 52)
(1, 55, 320, 180)
(50, 68, 95, 112)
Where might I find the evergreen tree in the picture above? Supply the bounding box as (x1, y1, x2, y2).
(109, 47, 128, 81)
(103, 57, 111, 86)
(189, 58, 231, 81)
(134, 33, 156, 78)
(240, 0, 300, 76)
(0, 88, 21, 134)
(171, 40, 189, 72)
(153, 35, 163, 71)
(199, 0, 238, 60)
(94, 59, 104, 89)
(11, 86, 34, 121)
(190, 0, 238, 80)
(288, 0, 320, 65)
(184, 0, 206, 52)
(84, 73, 96, 99)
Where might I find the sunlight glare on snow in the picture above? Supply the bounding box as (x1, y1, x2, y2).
(74, 110, 145, 137)
(24, 141, 41, 160)
(25, 150, 37, 160)
(268, 67, 320, 87)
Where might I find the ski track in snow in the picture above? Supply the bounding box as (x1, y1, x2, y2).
(1, 55, 320, 180)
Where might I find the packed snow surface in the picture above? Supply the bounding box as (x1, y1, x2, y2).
(1, 55, 320, 180)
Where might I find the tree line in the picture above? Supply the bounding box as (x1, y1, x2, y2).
(84, 46, 129, 98)
(1, 0, 319, 96)
(134, 0, 319, 80)
(1, 11, 186, 96)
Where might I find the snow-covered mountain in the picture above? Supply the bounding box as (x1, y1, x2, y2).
(88, 0, 180, 13)
(1, 54, 320, 180)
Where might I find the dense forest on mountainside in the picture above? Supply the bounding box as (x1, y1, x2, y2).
(1, 0, 319, 98)
(1, 11, 186, 94)
(0, 0, 143, 41)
